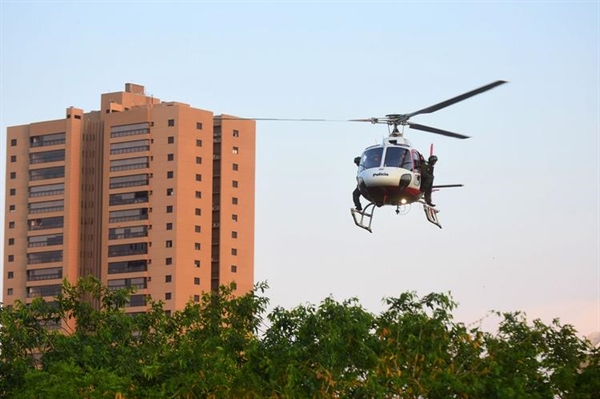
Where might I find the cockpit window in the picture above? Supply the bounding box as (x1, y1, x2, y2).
(361, 147, 383, 169)
(384, 147, 412, 169)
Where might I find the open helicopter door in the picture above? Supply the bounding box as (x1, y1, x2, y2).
(423, 204, 442, 229)
(351, 202, 376, 233)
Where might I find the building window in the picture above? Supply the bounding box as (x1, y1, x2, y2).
(166, 240, 173, 248)
(232, 197, 238, 205)
(196, 139, 202, 146)
(195, 191, 201, 199)
(167, 171, 174, 179)
(196, 122, 203, 130)
(8, 271, 14, 279)
(194, 243, 201, 250)
(166, 205, 173, 213)
(10, 172, 16, 179)
(194, 260, 201, 268)
(232, 214, 238, 222)
(29, 166, 66, 181)
(231, 231, 238, 239)
(10, 189, 16, 196)
(7, 289, 13, 296)
(10, 155, 16, 162)
(232, 146, 239, 154)
(233, 130, 239, 137)
(195, 174, 202, 182)
(31, 132, 66, 147)
(196, 156, 202, 164)
(195, 208, 201, 216)
(110, 140, 149, 155)
(231, 265, 237, 273)
(8, 255, 14, 262)
(231, 248, 237, 256)
(232, 180, 238, 188)
(167, 188, 174, 196)
(109, 173, 148, 189)
(166, 275, 172, 282)
(9, 205, 15, 212)
(10, 138, 17, 146)
(167, 153, 174, 161)
(166, 223, 173, 230)
(233, 163, 239, 171)
(194, 277, 200, 285)
(168, 136, 174, 144)
(168, 119, 175, 127)
(165, 292, 172, 300)
(9, 222, 15, 229)
(194, 295, 200, 302)
(30, 149, 65, 164)
(195, 225, 201, 233)
(166, 257, 172, 265)
(8, 238, 15, 245)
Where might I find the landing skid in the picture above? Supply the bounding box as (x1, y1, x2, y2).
(351, 202, 376, 233)
(422, 202, 442, 229)
(351, 202, 443, 232)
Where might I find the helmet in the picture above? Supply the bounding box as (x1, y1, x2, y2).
(428, 155, 438, 165)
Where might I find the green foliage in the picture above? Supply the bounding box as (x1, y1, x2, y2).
(0, 276, 597, 398)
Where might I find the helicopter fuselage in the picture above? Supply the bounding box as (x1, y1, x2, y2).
(358, 167, 422, 207)
(356, 136, 424, 207)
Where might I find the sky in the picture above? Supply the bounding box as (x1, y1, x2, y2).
(1, 1, 598, 337)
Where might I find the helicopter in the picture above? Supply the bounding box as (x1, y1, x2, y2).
(347, 80, 507, 232)
(219, 80, 507, 232)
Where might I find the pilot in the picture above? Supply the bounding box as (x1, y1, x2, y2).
(421, 155, 438, 206)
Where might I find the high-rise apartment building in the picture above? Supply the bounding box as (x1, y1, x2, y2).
(3, 83, 255, 315)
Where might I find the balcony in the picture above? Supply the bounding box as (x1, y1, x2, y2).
(29, 167, 65, 181)
(27, 267, 63, 281)
(26, 284, 62, 298)
(29, 150, 65, 164)
(108, 260, 148, 274)
(29, 205, 64, 214)
(29, 188, 65, 198)
(27, 250, 63, 264)
(110, 145, 150, 155)
(28, 234, 63, 248)
(110, 128, 150, 139)
(110, 162, 149, 172)
(109, 214, 149, 223)
(30, 133, 66, 148)
(108, 243, 148, 258)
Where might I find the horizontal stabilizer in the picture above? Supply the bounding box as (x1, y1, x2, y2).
(432, 184, 463, 189)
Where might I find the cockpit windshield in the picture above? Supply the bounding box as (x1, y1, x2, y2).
(361, 147, 383, 169)
(384, 146, 412, 170)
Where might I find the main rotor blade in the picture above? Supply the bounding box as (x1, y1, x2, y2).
(408, 122, 470, 139)
(217, 116, 365, 123)
(405, 80, 507, 119)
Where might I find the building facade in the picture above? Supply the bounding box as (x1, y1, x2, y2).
(3, 83, 255, 315)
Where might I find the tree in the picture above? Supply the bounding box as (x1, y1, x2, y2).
(1, 276, 597, 398)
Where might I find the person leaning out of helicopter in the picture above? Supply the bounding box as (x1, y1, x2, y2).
(352, 156, 363, 211)
(420, 155, 438, 207)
